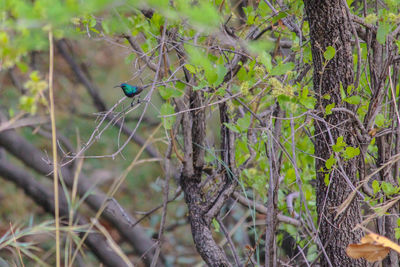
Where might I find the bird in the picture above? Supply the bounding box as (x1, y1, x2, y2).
(114, 83, 143, 106)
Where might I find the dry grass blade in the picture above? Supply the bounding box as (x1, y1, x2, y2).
(92, 218, 134, 267)
(48, 29, 60, 267)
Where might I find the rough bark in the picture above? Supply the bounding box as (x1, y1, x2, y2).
(303, 1, 365, 266)
(178, 90, 231, 266)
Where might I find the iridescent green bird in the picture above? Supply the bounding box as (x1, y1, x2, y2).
(114, 83, 143, 106)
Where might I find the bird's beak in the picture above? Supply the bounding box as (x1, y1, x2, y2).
(113, 85, 120, 88)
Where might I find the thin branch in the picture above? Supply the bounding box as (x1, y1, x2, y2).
(123, 34, 158, 72)
(233, 191, 301, 227)
(216, 218, 242, 267)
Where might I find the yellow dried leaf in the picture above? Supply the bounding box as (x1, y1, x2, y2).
(365, 233, 400, 254)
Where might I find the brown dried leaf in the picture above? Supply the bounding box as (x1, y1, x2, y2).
(347, 232, 400, 262)
(346, 243, 390, 262)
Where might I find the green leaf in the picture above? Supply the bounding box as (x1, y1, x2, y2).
(185, 44, 212, 74)
(381, 181, 396, 195)
(346, 84, 354, 95)
(160, 103, 176, 130)
(377, 22, 391, 45)
(375, 113, 385, 127)
(332, 136, 346, 152)
(237, 114, 251, 132)
(344, 146, 360, 159)
(212, 218, 220, 232)
(260, 52, 272, 72)
(237, 67, 248, 81)
(395, 228, 400, 239)
(158, 86, 183, 100)
(185, 64, 196, 74)
(270, 62, 295, 76)
(325, 154, 336, 170)
(340, 83, 346, 99)
(299, 96, 316, 109)
(372, 180, 380, 195)
(325, 103, 335, 115)
(205, 68, 218, 85)
(214, 64, 227, 86)
(323, 94, 331, 100)
(324, 173, 330, 186)
(323, 46, 336, 60)
(343, 95, 361, 105)
(271, 11, 288, 23)
(223, 122, 240, 133)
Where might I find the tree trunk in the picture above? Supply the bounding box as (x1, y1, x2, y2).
(303, 1, 365, 266)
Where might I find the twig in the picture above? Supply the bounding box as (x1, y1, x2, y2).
(123, 34, 158, 72)
(233, 192, 301, 226)
(150, 21, 170, 267)
(132, 188, 182, 228)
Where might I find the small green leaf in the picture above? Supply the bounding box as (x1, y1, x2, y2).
(372, 180, 380, 195)
(340, 83, 346, 99)
(395, 228, 400, 239)
(344, 146, 360, 159)
(323, 94, 331, 100)
(158, 86, 183, 100)
(237, 114, 251, 132)
(375, 113, 385, 127)
(223, 122, 240, 133)
(332, 136, 346, 152)
(299, 96, 316, 109)
(325, 154, 336, 170)
(205, 68, 218, 85)
(260, 52, 272, 72)
(346, 84, 354, 95)
(160, 103, 176, 130)
(343, 95, 361, 105)
(381, 181, 396, 195)
(270, 62, 295, 76)
(324, 173, 330, 186)
(323, 46, 336, 60)
(214, 64, 227, 86)
(325, 103, 335, 115)
(299, 87, 316, 109)
(185, 64, 196, 74)
(212, 218, 220, 232)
